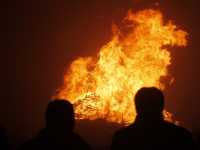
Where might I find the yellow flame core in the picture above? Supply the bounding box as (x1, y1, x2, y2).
(54, 9, 188, 125)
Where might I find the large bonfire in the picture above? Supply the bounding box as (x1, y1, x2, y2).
(53, 9, 188, 126)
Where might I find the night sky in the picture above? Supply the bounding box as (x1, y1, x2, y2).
(1, 0, 200, 148)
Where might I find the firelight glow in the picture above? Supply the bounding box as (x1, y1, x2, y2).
(53, 9, 188, 125)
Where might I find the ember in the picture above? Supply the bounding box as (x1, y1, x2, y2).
(53, 9, 188, 125)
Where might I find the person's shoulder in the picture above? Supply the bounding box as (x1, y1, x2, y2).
(163, 121, 188, 130)
(111, 124, 138, 150)
(163, 121, 191, 136)
(71, 131, 93, 150)
(114, 123, 136, 136)
(163, 121, 197, 149)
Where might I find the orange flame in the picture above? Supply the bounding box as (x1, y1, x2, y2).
(53, 9, 188, 125)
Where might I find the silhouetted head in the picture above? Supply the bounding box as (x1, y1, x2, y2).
(135, 87, 164, 115)
(45, 99, 75, 130)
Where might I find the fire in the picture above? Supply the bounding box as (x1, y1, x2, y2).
(53, 9, 188, 125)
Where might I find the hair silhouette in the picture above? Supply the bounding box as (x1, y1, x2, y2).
(111, 87, 196, 150)
(45, 100, 74, 130)
(17, 99, 92, 150)
(135, 87, 164, 114)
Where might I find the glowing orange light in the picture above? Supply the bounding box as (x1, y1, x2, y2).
(53, 9, 188, 126)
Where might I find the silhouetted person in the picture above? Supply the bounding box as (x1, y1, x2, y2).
(111, 87, 196, 150)
(17, 100, 93, 150)
(0, 126, 10, 150)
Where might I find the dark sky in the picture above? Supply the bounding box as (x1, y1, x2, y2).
(1, 0, 200, 146)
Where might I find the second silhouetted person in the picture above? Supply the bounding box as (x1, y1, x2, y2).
(111, 87, 196, 150)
